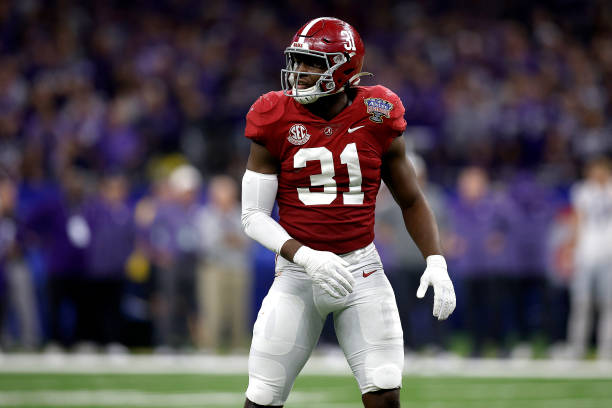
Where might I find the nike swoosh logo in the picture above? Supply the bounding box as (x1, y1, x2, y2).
(347, 125, 365, 134)
(362, 270, 377, 278)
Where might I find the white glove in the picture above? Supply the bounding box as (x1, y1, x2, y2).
(293, 246, 355, 298)
(416, 255, 456, 320)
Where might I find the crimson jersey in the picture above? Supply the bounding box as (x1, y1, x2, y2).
(245, 85, 406, 254)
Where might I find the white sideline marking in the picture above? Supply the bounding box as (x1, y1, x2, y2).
(0, 353, 611, 378)
(0, 391, 328, 407)
(0, 391, 241, 406)
(296, 403, 610, 408)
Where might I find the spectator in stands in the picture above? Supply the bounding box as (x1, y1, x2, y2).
(81, 172, 134, 350)
(506, 172, 560, 357)
(545, 206, 574, 353)
(149, 164, 202, 350)
(0, 173, 20, 348)
(196, 175, 250, 351)
(20, 166, 88, 349)
(447, 167, 519, 356)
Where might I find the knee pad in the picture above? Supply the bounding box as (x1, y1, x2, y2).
(371, 364, 402, 390)
(359, 350, 403, 393)
(246, 356, 286, 406)
(245, 380, 275, 406)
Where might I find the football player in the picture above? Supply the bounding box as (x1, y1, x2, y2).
(241, 17, 456, 407)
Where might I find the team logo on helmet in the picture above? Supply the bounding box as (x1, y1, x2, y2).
(288, 124, 311, 145)
(364, 98, 394, 123)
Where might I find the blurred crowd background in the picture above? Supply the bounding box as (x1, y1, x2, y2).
(1, 0, 612, 358)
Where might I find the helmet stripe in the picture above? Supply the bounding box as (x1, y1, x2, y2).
(297, 17, 327, 44)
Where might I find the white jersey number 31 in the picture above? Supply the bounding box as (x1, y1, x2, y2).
(293, 143, 364, 205)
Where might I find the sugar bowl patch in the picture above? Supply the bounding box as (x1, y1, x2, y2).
(288, 123, 311, 145)
(364, 98, 394, 123)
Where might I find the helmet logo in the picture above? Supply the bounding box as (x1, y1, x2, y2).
(288, 124, 311, 145)
(364, 98, 394, 123)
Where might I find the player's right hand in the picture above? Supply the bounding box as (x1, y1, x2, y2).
(293, 246, 355, 298)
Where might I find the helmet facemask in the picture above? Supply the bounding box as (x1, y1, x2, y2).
(281, 48, 347, 104)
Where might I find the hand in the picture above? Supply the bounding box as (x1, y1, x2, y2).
(416, 255, 456, 320)
(293, 246, 355, 298)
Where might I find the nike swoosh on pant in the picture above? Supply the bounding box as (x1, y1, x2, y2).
(362, 270, 377, 278)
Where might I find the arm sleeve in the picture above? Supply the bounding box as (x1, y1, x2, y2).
(241, 169, 292, 254)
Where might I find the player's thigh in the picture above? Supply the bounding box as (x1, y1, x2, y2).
(334, 271, 404, 395)
(246, 272, 324, 406)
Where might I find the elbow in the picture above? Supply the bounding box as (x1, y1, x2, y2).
(398, 193, 419, 212)
(241, 209, 252, 235)
(241, 207, 262, 239)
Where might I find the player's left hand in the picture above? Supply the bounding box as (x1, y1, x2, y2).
(416, 255, 456, 320)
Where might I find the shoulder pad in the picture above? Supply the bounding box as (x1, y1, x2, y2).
(365, 86, 406, 133)
(369, 85, 405, 119)
(246, 91, 286, 127)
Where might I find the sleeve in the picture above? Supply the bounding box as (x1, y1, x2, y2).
(241, 170, 292, 254)
(375, 86, 407, 151)
(245, 92, 286, 146)
(384, 88, 407, 135)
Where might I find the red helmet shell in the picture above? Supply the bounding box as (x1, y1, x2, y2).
(283, 17, 365, 98)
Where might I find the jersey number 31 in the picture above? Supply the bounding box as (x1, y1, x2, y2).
(294, 143, 363, 205)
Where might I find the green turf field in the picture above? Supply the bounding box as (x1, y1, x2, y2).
(1, 373, 611, 407)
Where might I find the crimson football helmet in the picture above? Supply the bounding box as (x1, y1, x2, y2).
(281, 17, 367, 104)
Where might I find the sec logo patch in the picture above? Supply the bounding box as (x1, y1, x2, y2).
(288, 124, 311, 145)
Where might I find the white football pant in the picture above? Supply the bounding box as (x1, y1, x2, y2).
(246, 243, 404, 406)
